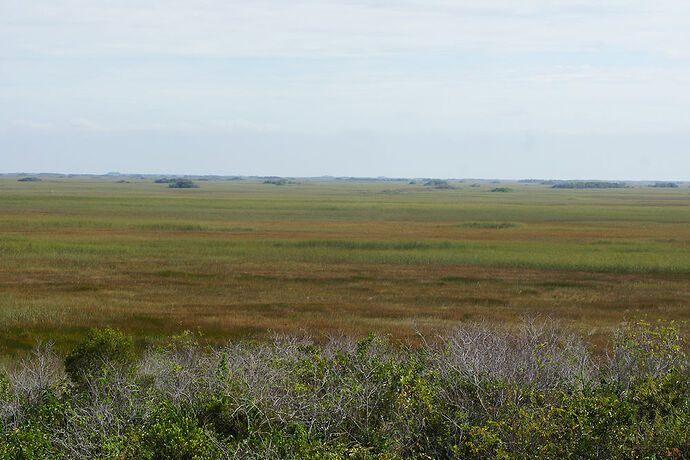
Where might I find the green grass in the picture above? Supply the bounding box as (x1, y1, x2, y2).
(1, 232, 687, 272)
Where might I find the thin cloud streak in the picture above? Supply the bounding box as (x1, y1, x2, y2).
(3, 0, 690, 59)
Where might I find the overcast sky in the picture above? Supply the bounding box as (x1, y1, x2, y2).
(1, 0, 689, 179)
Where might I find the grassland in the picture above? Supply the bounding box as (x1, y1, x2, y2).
(0, 176, 688, 353)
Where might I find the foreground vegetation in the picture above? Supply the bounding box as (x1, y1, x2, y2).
(1, 319, 687, 459)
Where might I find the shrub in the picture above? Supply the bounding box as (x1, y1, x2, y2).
(650, 182, 678, 188)
(606, 319, 686, 392)
(64, 328, 135, 386)
(134, 403, 219, 460)
(168, 179, 199, 189)
(2, 320, 687, 458)
(423, 179, 451, 189)
(0, 425, 57, 459)
(489, 187, 512, 192)
(17, 177, 41, 182)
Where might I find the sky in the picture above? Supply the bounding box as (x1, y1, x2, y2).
(1, 0, 689, 179)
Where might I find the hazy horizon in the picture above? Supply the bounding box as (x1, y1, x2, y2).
(3, 171, 687, 183)
(2, 1, 689, 180)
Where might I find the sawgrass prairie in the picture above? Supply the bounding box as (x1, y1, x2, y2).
(1, 176, 688, 353)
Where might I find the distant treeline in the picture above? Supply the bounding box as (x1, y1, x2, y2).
(650, 182, 679, 188)
(551, 181, 628, 189)
(263, 179, 299, 185)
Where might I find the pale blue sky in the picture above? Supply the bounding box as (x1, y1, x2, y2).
(1, 0, 689, 179)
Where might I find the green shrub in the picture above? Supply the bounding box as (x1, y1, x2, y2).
(64, 327, 135, 386)
(0, 389, 66, 459)
(135, 403, 219, 460)
(0, 425, 56, 459)
(168, 179, 199, 189)
(423, 179, 451, 189)
(2, 320, 688, 458)
(200, 395, 253, 442)
(263, 179, 288, 185)
(607, 319, 686, 392)
(0, 372, 10, 404)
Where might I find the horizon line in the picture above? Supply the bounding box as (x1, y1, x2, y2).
(2, 172, 688, 183)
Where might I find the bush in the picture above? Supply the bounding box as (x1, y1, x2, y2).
(2, 320, 687, 458)
(134, 403, 219, 460)
(607, 319, 686, 392)
(423, 179, 451, 189)
(0, 425, 57, 459)
(17, 177, 41, 182)
(64, 328, 135, 386)
(168, 179, 199, 189)
(650, 182, 678, 188)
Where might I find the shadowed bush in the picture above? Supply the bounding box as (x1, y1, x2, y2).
(167, 179, 199, 188)
(64, 328, 135, 387)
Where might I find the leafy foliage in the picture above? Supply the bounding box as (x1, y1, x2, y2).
(1, 320, 688, 458)
(64, 327, 136, 387)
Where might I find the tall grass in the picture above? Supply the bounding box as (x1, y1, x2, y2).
(0, 178, 688, 353)
(2, 233, 688, 272)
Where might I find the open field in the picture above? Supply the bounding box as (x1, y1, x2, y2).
(0, 176, 688, 353)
